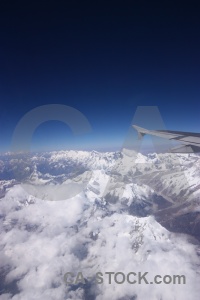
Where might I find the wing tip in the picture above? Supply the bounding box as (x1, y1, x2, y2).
(132, 124, 146, 139)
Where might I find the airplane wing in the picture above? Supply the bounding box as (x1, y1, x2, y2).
(132, 125, 200, 153)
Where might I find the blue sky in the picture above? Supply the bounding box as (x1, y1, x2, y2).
(0, 2, 200, 152)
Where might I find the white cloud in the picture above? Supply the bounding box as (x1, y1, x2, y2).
(0, 179, 200, 299)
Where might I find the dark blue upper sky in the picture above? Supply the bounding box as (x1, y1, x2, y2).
(1, 1, 200, 152)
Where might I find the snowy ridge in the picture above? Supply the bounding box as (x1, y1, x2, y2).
(0, 184, 200, 299)
(0, 149, 200, 299)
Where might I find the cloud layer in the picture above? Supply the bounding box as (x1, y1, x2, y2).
(0, 183, 200, 300)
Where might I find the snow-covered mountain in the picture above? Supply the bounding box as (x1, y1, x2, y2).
(1, 148, 200, 237)
(0, 149, 200, 299)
